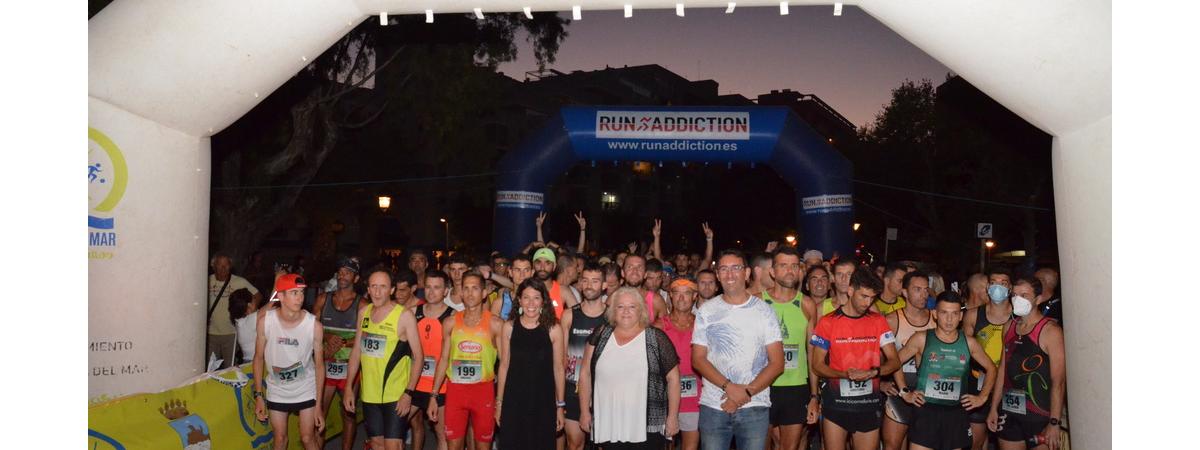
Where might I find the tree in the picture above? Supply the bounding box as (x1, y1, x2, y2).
(210, 13, 569, 268)
(852, 76, 1054, 274)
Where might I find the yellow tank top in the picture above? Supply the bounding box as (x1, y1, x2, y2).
(821, 297, 836, 316)
(973, 307, 1005, 366)
(447, 310, 497, 384)
(874, 296, 907, 315)
(359, 303, 412, 404)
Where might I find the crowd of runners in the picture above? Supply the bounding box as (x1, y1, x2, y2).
(207, 215, 1068, 450)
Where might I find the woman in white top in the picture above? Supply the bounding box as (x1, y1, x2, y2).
(253, 274, 326, 450)
(228, 288, 259, 365)
(579, 287, 680, 450)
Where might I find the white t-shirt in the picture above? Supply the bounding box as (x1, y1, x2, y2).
(235, 315, 257, 364)
(593, 330, 649, 443)
(208, 274, 259, 335)
(691, 294, 783, 409)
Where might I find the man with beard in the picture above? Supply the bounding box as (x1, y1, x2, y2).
(312, 258, 362, 450)
(559, 263, 609, 450)
(696, 269, 720, 308)
(748, 252, 776, 298)
(409, 248, 431, 300)
(492, 254, 534, 320)
(616, 253, 669, 322)
(644, 259, 671, 309)
(763, 248, 819, 450)
(533, 248, 578, 319)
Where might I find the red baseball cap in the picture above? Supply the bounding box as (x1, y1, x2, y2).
(273, 274, 307, 299)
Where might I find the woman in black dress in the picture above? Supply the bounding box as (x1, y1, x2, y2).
(496, 278, 566, 450)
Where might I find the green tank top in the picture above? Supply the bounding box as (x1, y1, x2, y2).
(915, 329, 970, 406)
(763, 291, 809, 387)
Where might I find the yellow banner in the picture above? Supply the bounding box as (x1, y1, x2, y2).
(88, 364, 356, 449)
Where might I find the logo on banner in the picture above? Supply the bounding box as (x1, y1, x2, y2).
(596, 111, 750, 140)
(496, 190, 544, 210)
(89, 127, 128, 259)
(160, 399, 213, 450)
(801, 194, 852, 215)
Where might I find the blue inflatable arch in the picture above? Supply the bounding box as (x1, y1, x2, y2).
(493, 106, 854, 258)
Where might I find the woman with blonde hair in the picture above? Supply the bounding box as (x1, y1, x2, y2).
(579, 287, 680, 449)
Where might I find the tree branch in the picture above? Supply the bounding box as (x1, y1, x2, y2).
(340, 98, 392, 129)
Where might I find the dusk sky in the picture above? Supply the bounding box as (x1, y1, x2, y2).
(499, 5, 951, 129)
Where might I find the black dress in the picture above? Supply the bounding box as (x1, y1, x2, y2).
(499, 320, 557, 450)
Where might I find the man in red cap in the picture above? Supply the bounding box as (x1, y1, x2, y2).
(254, 273, 326, 450)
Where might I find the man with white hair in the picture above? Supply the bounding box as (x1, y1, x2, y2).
(802, 249, 824, 273)
(208, 252, 262, 369)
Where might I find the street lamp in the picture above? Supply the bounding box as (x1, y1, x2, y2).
(785, 235, 796, 245)
(440, 218, 449, 253)
(853, 222, 861, 231)
(377, 195, 391, 213)
(981, 240, 996, 271)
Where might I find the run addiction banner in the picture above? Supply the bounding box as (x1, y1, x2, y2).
(561, 106, 789, 162)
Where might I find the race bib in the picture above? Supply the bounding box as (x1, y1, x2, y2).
(839, 378, 873, 397)
(976, 372, 986, 391)
(325, 361, 348, 380)
(274, 362, 303, 384)
(421, 356, 437, 378)
(680, 375, 698, 398)
(1001, 389, 1027, 415)
(450, 359, 483, 384)
(783, 344, 800, 370)
(923, 377, 962, 401)
(362, 332, 387, 358)
(902, 359, 918, 374)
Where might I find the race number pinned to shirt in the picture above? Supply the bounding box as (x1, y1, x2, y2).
(421, 356, 437, 378)
(362, 332, 387, 358)
(783, 344, 800, 370)
(680, 375, 698, 398)
(1002, 389, 1027, 415)
(840, 378, 873, 397)
(924, 376, 962, 401)
(902, 359, 918, 374)
(326, 361, 348, 380)
(274, 362, 303, 384)
(451, 359, 483, 384)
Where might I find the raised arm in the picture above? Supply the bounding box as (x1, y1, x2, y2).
(575, 212, 587, 254)
(536, 211, 547, 243)
(700, 223, 714, 271)
(651, 219, 663, 262)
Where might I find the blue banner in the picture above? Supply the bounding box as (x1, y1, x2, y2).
(561, 106, 790, 163)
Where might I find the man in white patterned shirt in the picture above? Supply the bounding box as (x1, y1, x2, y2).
(691, 249, 785, 450)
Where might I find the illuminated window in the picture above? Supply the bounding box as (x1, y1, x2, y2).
(601, 192, 619, 211)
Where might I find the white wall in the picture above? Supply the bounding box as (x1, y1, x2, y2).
(1051, 115, 1112, 449)
(88, 97, 211, 401)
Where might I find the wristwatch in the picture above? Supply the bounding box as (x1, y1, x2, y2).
(252, 390, 263, 399)
(900, 387, 912, 394)
(1049, 418, 1061, 426)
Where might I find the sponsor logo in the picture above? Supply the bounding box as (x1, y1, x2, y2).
(458, 341, 482, 353)
(801, 194, 852, 215)
(89, 127, 129, 259)
(596, 111, 750, 140)
(496, 190, 544, 210)
(276, 337, 299, 346)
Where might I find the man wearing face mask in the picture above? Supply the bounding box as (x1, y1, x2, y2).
(961, 268, 1014, 449)
(987, 277, 1066, 450)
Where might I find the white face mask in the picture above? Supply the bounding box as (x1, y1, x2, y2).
(1012, 295, 1034, 317)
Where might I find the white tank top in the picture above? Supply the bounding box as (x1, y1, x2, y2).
(263, 309, 317, 403)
